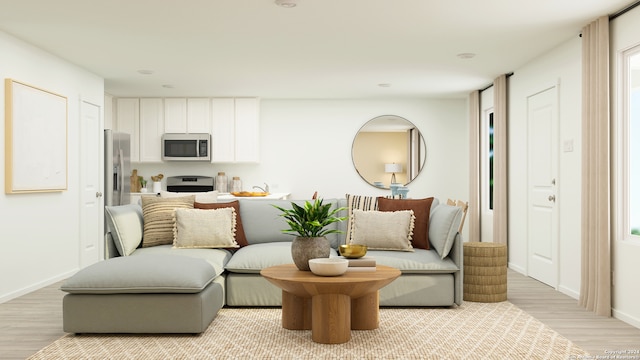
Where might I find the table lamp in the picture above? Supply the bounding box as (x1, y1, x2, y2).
(385, 163, 402, 184)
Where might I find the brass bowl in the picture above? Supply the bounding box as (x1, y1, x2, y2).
(339, 244, 368, 259)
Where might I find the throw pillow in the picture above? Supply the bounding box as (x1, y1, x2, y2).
(104, 204, 144, 256)
(345, 194, 379, 244)
(141, 195, 195, 247)
(429, 204, 463, 259)
(194, 200, 249, 247)
(160, 190, 219, 204)
(173, 208, 238, 249)
(377, 197, 434, 250)
(350, 209, 415, 251)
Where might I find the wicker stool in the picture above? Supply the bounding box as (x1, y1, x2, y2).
(463, 242, 507, 302)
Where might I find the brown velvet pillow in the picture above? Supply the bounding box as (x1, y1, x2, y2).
(194, 200, 248, 247)
(377, 197, 434, 250)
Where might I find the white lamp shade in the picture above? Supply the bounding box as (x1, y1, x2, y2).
(385, 163, 402, 173)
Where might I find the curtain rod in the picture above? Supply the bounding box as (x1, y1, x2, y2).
(479, 72, 514, 92)
(610, 0, 640, 20)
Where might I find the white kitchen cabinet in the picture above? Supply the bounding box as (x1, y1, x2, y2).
(163, 98, 187, 133)
(163, 98, 210, 134)
(234, 98, 260, 162)
(104, 94, 114, 129)
(211, 98, 260, 163)
(139, 98, 164, 162)
(115, 98, 140, 162)
(187, 98, 211, 133)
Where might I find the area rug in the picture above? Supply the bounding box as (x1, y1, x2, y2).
(29, 301, 588, 359)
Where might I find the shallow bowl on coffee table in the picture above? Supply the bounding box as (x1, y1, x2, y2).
(308, 258, 348, 276)
(339, 244, 368, 259)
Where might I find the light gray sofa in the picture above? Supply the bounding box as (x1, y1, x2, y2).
(103, 197, 464, 307)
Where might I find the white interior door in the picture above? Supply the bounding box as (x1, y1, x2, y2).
(80, 100, 103, 267)
(527, 86, 559, 288)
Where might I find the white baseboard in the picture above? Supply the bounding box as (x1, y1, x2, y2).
(558, 285, 580, 300)
(0, 269, 77, 304)
(612, 308, 640, 329)
(508, 262, 526, 275)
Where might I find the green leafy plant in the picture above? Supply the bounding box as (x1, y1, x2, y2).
(273, 198, 347, 238)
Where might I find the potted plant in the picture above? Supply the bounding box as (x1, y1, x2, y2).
(273, 198, 347, 271)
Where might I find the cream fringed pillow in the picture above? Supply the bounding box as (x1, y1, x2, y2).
(141, 195, 195, 247)
(173, 208, 238, 249)
(350, 209, 415, 251)
(345, 194, 379, 244)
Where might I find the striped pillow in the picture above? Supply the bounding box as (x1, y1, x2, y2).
(344, 194, 379, 244)
(141, 195, 195, 247)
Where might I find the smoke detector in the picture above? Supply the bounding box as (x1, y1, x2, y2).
(275, 0, 297, 8)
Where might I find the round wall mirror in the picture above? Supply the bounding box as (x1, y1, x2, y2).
(351, 115, 426, 189)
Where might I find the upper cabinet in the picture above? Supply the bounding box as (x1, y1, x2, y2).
(164, 98, 211, 134)
(104, 94, 114, 130)
(211, 98, 260, 163)
(187, 98, 211, 134)
(163, 98, 187, 133)
(115, 98, 140, 162)
(139, 98, 164, 162)
(114, 97, 259, 163)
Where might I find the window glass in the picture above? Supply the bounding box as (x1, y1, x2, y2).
(489, 112, 494, 210)
(629, 51, 640, 236)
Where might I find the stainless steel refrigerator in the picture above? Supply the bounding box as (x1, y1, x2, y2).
(104, 129, 131, 207)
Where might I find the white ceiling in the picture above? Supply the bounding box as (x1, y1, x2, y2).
(0, 0, 634, 99)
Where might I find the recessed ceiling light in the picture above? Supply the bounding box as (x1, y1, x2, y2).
(378, 83, 391, 88)
(275, 0, 297, 8)
(137, 69, 154, 75)
(162, 84, 174, 89)
(457, 53, 476, 59)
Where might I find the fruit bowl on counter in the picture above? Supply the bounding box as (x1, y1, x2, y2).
(231, 191, 269, 197)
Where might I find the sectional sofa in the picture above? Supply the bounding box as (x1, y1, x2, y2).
(101, 194, 465, 308)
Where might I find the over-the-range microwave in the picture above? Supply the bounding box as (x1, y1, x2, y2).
(161, 133, 211, 161)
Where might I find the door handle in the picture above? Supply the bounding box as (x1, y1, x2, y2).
(548, 195, 556, 202)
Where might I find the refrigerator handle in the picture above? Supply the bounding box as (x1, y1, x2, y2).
(118, 148, 125, 205)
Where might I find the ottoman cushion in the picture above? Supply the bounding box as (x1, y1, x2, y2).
(61, 255, 216, 294)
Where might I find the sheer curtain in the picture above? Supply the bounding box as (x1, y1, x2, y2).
(468, 90, 480, 242)
(580, 16, 611, 317)
(493, 75, 508, 245)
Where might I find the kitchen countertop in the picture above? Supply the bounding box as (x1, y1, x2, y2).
(218, 192, 289, 200)
(130, 192, 290, 200)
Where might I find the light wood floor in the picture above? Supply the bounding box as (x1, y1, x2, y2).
(1, 270, 639, 359)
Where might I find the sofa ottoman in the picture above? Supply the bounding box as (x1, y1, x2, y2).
(61, 254, 223, 334)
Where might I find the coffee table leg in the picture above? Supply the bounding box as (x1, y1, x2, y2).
(311, 293, 351, 344)
(351, 291, 379, 330)
(281, 290, 311, 330)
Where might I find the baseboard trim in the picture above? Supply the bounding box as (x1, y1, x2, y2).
(612, 308, 640, 329)
(508, 262, 526, 275)
(558, 285, 579, 300)
(0, 269, 77, 304)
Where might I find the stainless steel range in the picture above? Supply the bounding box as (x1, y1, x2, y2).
(166, 175, 214, 192)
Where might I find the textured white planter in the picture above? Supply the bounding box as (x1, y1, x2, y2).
(291, 236, 330, 271)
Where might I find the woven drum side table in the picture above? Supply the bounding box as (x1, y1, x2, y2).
(463, 242, 507, 302)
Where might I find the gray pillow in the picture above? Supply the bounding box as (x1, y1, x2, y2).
(105, 204, 144, 256)
(429, 204, 463, 259)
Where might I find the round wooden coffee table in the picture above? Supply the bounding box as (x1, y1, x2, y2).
(260, 263, 401, 344)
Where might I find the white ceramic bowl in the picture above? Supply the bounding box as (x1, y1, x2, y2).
(308, 258, 349, 276)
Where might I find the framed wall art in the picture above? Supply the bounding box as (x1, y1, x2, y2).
(4, 79, 68, 193)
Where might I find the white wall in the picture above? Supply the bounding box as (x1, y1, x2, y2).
(0, 31, 104, 302)
(134, 98, 469, 239)
(507, 36, 583, 298)
(610, 6, 640, 328)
